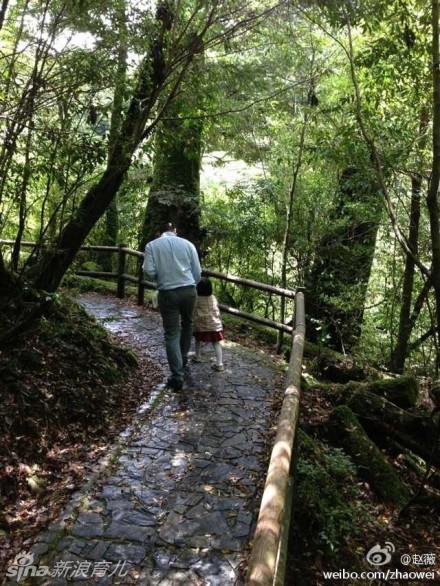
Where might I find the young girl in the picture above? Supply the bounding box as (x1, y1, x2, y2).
(191, 277, 224, 371)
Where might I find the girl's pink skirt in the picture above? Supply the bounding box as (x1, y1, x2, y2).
(194, 330, 225, 343)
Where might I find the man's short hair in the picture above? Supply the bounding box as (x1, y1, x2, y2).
(160, 221, 175, 233)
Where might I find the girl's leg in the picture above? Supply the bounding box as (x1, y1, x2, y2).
(188, 340, 202, 362)
(211, 341, 223, 370)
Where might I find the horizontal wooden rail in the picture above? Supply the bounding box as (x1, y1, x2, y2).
(0, 239, 37, 248)
(219, 304, 293, 334)
(80, 244, 120, 253)
(0, 240, 141, 256)
(76, 270, 115, 279)
(204, 268, 296, 299)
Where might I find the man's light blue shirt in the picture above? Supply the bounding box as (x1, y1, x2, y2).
(143, 231, 202, 290)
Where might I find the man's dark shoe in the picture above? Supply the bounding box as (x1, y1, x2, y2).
(166, 376, 184, 391)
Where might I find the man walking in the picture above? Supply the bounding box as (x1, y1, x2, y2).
(143, 223, 201, 390)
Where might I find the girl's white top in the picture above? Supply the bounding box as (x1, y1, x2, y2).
(193, 295, 223, 333)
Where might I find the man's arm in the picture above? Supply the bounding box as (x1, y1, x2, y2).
(142, 243, 157, 279)
(189, 243, 202, 283)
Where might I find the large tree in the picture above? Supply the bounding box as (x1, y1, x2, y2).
(306, 166, 382, 352)
(139, 93, 203, 249)
(340, 0, 439, 369)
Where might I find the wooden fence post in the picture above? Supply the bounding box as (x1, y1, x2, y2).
(117, 244, 126, 299)
(137, 260, 145, 306)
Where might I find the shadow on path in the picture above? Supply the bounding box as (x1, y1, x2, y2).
(7, 294, 283, 585)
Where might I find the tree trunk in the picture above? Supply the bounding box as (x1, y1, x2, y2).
(102, 4, 127, 271)
(427, 0, 440, 370)
(0, 250, 16, 295)
(328, 405, 411, 505)
(340, 389, 439, 467)
(0, 0, 42, 206)
(140, 97, 203, 249)
(2, 3, 268, 297)
(277, 112, 307, 353)
(32, 151, 132, 292)
(31, 2, 178, 292)
(0, 0, 10, 32)
(306, 166, 382, 352)
(344, 9, 435, 369)
(390, 106, 429, 373)
(391, 174, 422, 373)
(11, 122, 33, 271)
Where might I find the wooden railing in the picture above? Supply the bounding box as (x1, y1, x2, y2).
(0, 240, 296, 335)
(0, 239, 306, 585)
(246, 291, 305, 585)
(77, 245, 297, 334)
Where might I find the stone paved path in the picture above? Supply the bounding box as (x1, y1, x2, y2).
(8, 294, 282, 585)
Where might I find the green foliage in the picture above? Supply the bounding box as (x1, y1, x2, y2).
(64, 274, 118, 295)
(64, 273, 146, 304)
(38, 297, 138, 377)
(202, 178, 284, 316)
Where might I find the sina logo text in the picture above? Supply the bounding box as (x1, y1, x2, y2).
(6, 551, 50, 582)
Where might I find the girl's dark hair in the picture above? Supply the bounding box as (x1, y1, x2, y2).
(196, 277, 212, 296)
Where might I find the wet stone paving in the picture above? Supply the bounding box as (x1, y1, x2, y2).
(9, 294, 282, 585)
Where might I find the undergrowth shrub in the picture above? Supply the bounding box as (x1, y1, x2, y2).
(292, 430, 372, 556)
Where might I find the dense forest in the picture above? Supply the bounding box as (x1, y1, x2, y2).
(1, 0, 440, 582)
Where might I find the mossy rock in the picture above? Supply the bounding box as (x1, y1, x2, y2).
(328, 405, 411, 506)
(366, 375, 419, 409)
(303, 341, 346, 361)
(429, 380, 440, 408)
(314, 354, 365, 383)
